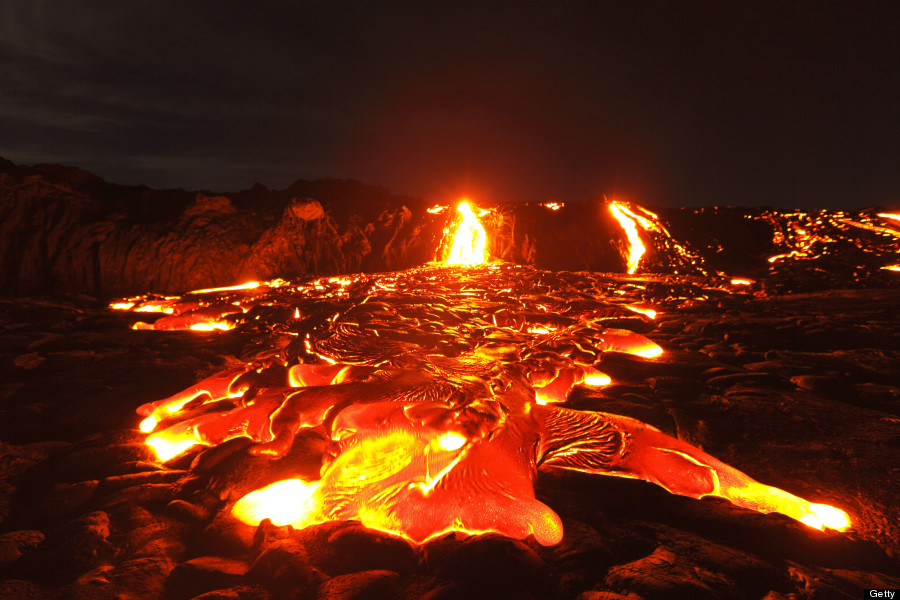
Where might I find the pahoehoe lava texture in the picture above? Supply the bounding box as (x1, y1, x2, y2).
(2, 264, 898, 599)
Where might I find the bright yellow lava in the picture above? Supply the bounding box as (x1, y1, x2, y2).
(632, 345, 663, 358)
(138, 415, 158, 433)
(527, 326, 554, 334)
(189, 281, 261, 295)
(232, 478, 322, 527)
(134, 304, 175, 313)
(801, 503, 852, 531)
(609, 202, 646, 274)
(146, 431, 198, 462)
(445, 201, 487, 266)
(625, 304, 658, 319)
(189, 322, 234, 331)
(583, 371, 612, 386)
(435, 432, 467, 452)
(595, 328, 664, 358)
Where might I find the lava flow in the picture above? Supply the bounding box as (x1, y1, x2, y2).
(443, 201, 488, 266)
(112, 200, 852, 546)
(759, 209, 900, 269)
(609, 201, 647, 274)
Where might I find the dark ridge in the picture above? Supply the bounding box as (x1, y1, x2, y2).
(1, 158, 898, 298)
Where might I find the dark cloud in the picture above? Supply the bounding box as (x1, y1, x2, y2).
(1, 1, 898, 208)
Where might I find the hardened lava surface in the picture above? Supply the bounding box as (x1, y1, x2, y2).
(1, 264, 899, 599)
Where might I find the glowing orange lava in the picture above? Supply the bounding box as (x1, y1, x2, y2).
(189, 321, 234, 331)
(188, 281, 261, 294)
(444, 201, 488, 266)
(624, 304, 658, 319)
(595, 328, 663, 358)
(119, 261, 855, 544)
(760, 209, 900, 273)
(609, 202, 647, 274)
(232, 478, 321, 528)
(527, 325, 555, 335)
(109, 279, 294, 331)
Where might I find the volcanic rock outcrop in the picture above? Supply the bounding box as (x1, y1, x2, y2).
(2, 158, 898, 299)
(1, 160, 656, 298)
(0, 160, 437, 297)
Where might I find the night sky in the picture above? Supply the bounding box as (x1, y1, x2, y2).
(1, 1, 898, 209)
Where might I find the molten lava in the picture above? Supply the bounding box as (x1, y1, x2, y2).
(606, 200, 709, 276)
(761, 209, 900, 273)
(117, 260, 852, 544)
(232, 478, 321, 528)
(624, 304, 658, 319)
(609, 202, 646, 274)
(444, 201, 488, 266)
(189, 281, 262, 294)
(111, 201, 890, 541)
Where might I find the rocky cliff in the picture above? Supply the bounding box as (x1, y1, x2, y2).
(0, 161, 442, 297)
(0, 160, 635, 297)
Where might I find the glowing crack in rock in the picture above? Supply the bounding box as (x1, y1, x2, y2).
(117, 262, 851, 544)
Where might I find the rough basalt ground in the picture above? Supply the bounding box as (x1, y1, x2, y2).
(0, 275, 898, 600)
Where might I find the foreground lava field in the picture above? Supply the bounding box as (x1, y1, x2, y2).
(1, 261, 899, 599)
